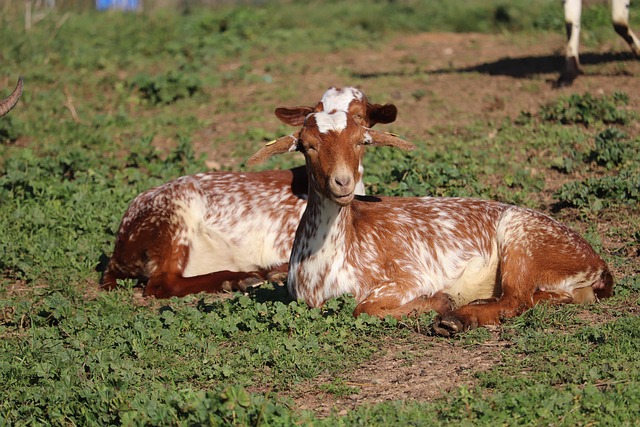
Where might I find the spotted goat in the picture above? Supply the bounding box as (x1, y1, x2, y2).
(101, 87, 397, 298)
(247, 110, 613, 336)
(0, 77, 23, 118)
(561, 0, 639, 84)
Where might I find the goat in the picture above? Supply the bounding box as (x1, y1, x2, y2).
(0, 77, 23, 117)
(247, 110, 613, 336)
(561, 0, 639, 84)
(100, 87, 398, 298)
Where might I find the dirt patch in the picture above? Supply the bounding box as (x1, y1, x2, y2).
(283, 298, 640, 417)
(191, 31, 640, 168)
(285, 332, 507, 417)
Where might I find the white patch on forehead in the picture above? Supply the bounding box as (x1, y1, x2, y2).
(314, 111, 348, 134)
(321, 87, 363, 113)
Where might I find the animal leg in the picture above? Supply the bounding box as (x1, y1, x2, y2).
(354, 290, 453, 319)
(468, 297, 500, 305)
(143, 270, 270, 299)
(433, 291, 527, 337)
(265, 263, 289, 283)
(560, 0, 583, 84)
(612, 0, 640, 56)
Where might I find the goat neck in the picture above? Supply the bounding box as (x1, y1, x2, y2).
(287, 111, 364, 304)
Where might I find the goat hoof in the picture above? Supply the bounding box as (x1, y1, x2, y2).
(433, 315, 464, 337)
(266, 271, 288, 283)
(235, 277, 265, 292)
(556, 57, 581, 88)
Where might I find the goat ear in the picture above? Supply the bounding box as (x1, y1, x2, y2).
(367, 103, 397, 126)
(274, 106, 314, 126)
(364, 129, 416, 151)
(246, 133, 300, 167)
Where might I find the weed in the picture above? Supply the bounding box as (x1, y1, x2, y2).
(539, 92, 631, 126)
(364, 147, 488, 198)
(555, 169, 640, 211)
(131, 71, 202, 105)
(589, 127, 636, 169)
(319, 378, 361, 398)
(0, 116, 22, 143)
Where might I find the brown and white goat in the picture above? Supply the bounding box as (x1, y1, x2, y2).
(0, 77, 23, 117)
(247, 111, 613, 336)
(561, 0, 639, 83)
(100, 87, 397, 298)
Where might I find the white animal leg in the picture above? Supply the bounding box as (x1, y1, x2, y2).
(612, 0, 640, 56)
(562, 0, 583, 82)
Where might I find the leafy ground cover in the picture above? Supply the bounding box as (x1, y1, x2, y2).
(1, 0, 639, 425)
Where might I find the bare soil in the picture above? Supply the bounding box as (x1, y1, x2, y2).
(287, 332, 508, 417)
(194, 32, 640, 167)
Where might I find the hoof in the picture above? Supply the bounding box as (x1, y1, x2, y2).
(433, 314, 464, 337)
(267, 271, 288, 283)
(234, 276, 265, 292)
(555, 56, 581, 87)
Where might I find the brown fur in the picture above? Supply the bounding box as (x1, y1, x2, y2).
(249, 112, 614, 336)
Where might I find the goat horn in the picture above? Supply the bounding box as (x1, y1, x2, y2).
(365, 128, 416, 151)
(246, 132, 300, 167)
(0, 77, 23, 118)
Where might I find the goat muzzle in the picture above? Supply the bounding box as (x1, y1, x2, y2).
(328, 173, 355, 206)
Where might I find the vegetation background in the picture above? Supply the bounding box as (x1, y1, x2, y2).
(1, 0, 639, 425)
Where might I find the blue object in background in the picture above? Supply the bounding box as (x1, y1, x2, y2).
(96, 0, 139, 11)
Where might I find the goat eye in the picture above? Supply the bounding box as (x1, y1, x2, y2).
(306, 145, 318, 152)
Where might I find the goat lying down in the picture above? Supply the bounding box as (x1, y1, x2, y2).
(247, 110, 613, 336)
(101, 87, 397, 298)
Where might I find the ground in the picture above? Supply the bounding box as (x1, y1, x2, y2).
(144, 31, 640, 415)
(284, 300, 640, 416)
(193, 32, 640, 168)
(288, 332, 507, 417)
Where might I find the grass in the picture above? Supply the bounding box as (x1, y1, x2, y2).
(1, 0, 639, 425)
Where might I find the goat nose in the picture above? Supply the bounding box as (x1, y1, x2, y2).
(333, 174, 352, 189)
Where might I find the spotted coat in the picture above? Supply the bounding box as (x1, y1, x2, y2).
(248, 111, 614, 336)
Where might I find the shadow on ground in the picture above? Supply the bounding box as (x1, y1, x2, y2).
(352, 51, 637, 81)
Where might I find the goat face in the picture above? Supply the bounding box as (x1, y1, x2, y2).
(247, 111, 415, 204)
(298, 112, 365, 206)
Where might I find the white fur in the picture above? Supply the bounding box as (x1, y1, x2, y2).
(315, 111, 348, 134)
(564, 0, 639, 62)
(173, 175, 306, 276)
(321, 87, 363, 113)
